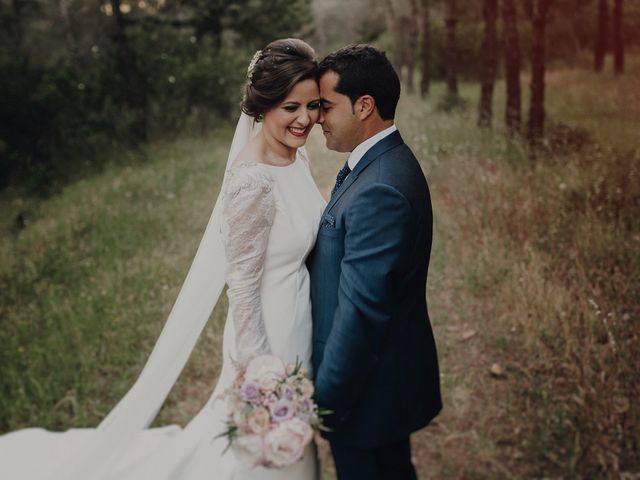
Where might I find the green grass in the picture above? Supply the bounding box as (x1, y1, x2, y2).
(1, 58, 639, 479)
(0, 131, 232, 429)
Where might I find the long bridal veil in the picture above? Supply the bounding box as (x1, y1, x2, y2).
(0, 113, 257, 480)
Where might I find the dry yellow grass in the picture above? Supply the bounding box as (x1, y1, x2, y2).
(1, 59, 638, 479)
(391, 63, 639, 478)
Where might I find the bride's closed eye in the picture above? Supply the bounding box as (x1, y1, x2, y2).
(308, 100, 320, 110)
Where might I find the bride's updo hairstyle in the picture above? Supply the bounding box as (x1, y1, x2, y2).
(241, 38, 317, 121)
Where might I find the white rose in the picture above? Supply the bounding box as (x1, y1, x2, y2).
(258, 375, 280, 392)
(263, 418, 313, 467)
(246, 355, 286, 379)
(246, 355, 286, 392)
(298, 378, 314, 397)
(232, 434, 265, 467)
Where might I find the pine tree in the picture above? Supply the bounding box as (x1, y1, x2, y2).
(418, 0, 431, 97)
(528, 0, 552, 148)
(503, 0, 522, 136)
(594, 0, 610, 72)
(613, 0, 624, 74)
(478, 0, 498, 127)
(444, 0, 459, 104)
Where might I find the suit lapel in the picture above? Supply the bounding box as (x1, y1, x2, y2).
(325, 130, 404, 212)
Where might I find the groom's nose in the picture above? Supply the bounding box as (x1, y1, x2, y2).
(317, 108, 325, 125)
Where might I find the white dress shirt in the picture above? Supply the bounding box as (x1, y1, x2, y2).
(347, 124, 398, 171)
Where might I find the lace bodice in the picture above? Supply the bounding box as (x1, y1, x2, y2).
(222, 163, 276, 363)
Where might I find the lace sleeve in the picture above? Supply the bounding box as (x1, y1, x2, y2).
(222, 164, 276, 363)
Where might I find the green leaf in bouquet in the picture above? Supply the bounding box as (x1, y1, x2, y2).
(213, 423, 238, 454)
(316, 407, 334, 416)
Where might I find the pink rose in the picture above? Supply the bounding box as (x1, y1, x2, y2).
(263, 418, 313, 467)
(262, 392, 278, 409)
(232, 434, 265, 466)
(247, 407, 271, 434)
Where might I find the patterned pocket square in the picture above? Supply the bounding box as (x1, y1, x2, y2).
(321, 213, 336, 228)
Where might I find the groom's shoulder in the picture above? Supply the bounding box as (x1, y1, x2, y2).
(368, 141, 425, 188)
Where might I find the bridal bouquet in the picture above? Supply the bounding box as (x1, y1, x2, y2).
(217, 355, 325, 468)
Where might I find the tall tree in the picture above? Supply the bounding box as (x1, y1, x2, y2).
(503, 0, 522, 136)
(58, 0, 80, 59)
(383, 0, 404, 73)
(382, 0, 417, 91)
(612, 0, 624, 74)
(478, 0, 498, 127)
(528, 0, 552, 148)
(594, 0, 609, 72)
(444, 0, 459, 102)
(417, 0, 431, 96)
(9, 0, 26, 53)
(171, 0, 314, 50)
(111, 0, 148, 141)
(403, 0, 419, 93)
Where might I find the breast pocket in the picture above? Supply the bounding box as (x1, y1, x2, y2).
(316, 227, 345, 267)
(318, 226, 341, 239)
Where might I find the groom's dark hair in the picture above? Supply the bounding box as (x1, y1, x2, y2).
(317, 44, 400, 120)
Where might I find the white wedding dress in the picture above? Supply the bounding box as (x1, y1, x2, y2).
(0, 116, 326, 480)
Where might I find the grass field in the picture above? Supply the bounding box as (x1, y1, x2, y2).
(1, 59, 638, 478)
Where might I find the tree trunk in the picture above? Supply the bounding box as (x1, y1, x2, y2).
(111, 0, 148, 141)
(444, 0, 458, 99)
(503, 0, 522, 136)
(528, 0, 551, 148)
(612, 0, 624, 74)
(404, 0, 420, 93)
(594, 0, 609, 72)
(399, 17, 414, 91)
(418, 0, 431, 96)
(383, 0, 404, 74)
(478, 0, 498, 128)
(11, 0, 25, 53)
(59, 0, 79, 59)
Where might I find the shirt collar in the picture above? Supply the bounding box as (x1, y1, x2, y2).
(347, 124, 398, 171)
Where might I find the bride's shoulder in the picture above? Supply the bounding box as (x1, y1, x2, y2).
(225, 157, 274, 198)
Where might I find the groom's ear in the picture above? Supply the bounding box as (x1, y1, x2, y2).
(355, 95, 376, 121)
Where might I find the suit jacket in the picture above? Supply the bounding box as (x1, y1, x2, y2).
(308, 130, 441, 448)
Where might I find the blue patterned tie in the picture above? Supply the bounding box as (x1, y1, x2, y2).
(331, 162, 351, 197)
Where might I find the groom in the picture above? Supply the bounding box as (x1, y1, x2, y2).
(307, 45, 442, 479)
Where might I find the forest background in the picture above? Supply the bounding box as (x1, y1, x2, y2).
(1, 0, 638, 478)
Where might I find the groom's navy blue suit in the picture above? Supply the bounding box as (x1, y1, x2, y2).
(308, 130, 441, 479)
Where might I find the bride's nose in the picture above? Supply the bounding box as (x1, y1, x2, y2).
(295, 109, 311, 127)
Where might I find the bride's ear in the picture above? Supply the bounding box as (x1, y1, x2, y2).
(355, 95, 376, 121)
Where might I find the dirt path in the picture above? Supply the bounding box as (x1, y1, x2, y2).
(306, 128, 513, 479)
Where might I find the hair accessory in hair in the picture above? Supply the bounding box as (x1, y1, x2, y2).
(247, 50, 262, 83)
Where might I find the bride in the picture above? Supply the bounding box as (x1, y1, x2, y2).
(0, 38, 325, 480)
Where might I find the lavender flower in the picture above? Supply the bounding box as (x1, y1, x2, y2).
(269, 398, 294, 423)
(217, 355, 327, 469)
(241, 380, 261, 403)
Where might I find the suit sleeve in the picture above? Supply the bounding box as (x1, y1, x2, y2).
(314, 183, 415, 427)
